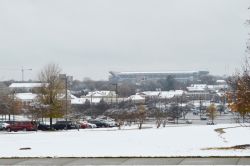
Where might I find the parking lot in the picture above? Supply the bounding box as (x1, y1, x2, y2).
(144, 112, 236, 126)
(0, 157, 250, 165)
(181, 112, 236, 125)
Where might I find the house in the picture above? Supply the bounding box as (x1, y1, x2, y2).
(127, 94, 145, 104)
(137, 90, 185, 99)
(81, 91, 118, 104)
(137, 91, 161, 98)
(85, 91, 116, 98)
(186, 84, 210, 100)
(159, 90, 185, 99)
(14, 93, 38, 107)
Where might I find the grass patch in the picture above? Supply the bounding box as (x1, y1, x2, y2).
(202, 144, 250, 150)
(214, 128, 226, 134)
(19, 147, 31, 150)
(214, 126, 239, 134)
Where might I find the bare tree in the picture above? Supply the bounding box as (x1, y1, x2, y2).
(136, 105, 146, 129)
(149, 107, 165, 128)
(37, 63, 64, 129)
(206, 104, 217, 124)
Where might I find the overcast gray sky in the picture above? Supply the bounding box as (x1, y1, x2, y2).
(0, 0, 249, 81)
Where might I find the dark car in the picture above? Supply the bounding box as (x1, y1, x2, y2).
(6, 121, 37, 132)
(200, 116, 207, 120)
(52, 121, 78, 130)
(88, 119, 110, 128)
(37, 122, 50, 131)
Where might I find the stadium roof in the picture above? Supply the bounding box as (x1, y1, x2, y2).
(110, 70, 209, 75)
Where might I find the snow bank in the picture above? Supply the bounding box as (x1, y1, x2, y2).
(0, 124, 249, 157)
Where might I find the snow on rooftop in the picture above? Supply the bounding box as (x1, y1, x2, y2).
(86, 91, 116, 97)
(207, 85, 228, 91)
(71, 98, 87, 105)
(71, 97, 101, 104)
(127, 94, 145, 101)
(187, 84, 208, 92)
(216, 80, 226, 83)
(139, 90, 184, 98)
(159, 90, 184, 98)
(138, 91, 161, 97)
(116, 70, 201, 75)
(9, 83, 45, 88)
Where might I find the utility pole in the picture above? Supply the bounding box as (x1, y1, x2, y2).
(10, 90, 16, 121)
(21, 67, 32, 82)
(59, 74, 72, 129)
(180, 95, 183, 120)
(112, 83, 118, 108)
(199, 96, 202, 119)
(115, 83, 118, 108)
(176, 96, 179, 124)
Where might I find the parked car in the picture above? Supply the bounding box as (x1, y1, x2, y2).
(192, 109, 199, 115)
(88, 119, 110, 128)
(78, 121, 89, 129)
(200, 116, 207, 120)
(6, 121, 37, 132)
(37, 122, 50, 131)
(167, 118, 175, 124)
(0, 122, 9, 130)
(52, 121, 78, 130)
(87, 122, 97, 128)
(185, 120, 192, 124)
(99, 119, 116, 127)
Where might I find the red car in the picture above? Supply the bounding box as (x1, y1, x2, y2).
(79, 121, 89, 129)
(6, 121, 37, 132)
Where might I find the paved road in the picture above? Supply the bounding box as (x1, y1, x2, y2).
(0, 157, 250, 165)
(145, 112, 236, 125)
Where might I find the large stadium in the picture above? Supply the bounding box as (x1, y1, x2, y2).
(109, 70, 209, 83)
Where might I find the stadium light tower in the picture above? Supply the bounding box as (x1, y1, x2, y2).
(21, 67, 32, 82)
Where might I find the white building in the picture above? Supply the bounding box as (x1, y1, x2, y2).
(137, 90, 185, 99)
(9, 83, 45, 92)
(127, 94, 145, 103)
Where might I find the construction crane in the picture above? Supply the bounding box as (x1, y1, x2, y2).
(21, 67, 32, 82)
(0, 67, 32, 82)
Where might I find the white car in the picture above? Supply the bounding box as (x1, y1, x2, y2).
(87, 122, 97, 128)
(0, 122, 9, 130)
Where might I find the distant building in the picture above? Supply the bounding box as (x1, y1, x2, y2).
(137, 90, 185, 99)
(186, 84, 208, 92)
(9, 83, 45, 93)
(109, 70, 209, 83)
(85, 91, 116, 98)
(186, 84, 210, 100)
(14, 93, 38, 106)
(80, 91, 119, 104)
(127, 94, 145, 104)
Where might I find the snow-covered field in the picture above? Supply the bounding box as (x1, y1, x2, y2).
(0, 124, 250, 157)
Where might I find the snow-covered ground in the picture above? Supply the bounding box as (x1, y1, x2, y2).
(0, 124, 250, 157)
